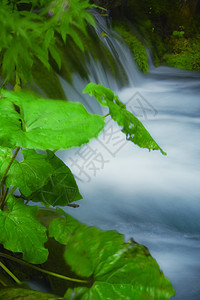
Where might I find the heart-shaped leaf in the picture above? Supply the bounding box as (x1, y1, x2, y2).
(83, 83, 166, 155)
(5, 150, 81, 205)
(30, 152, 82, 206)
(0, 90, 105, 150)
(64, 225, 174, 299)
(6, 150, 54, 197)
(0, 196, 48, 264)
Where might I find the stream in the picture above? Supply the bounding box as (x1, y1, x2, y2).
(56, 13, 200, 300)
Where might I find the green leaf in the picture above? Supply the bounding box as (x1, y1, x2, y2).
(43, 28, 55, 50)
(5, 150, 53, 197)
(0, 196, 48, 264)
(69, 27, 84, 52)
(0, 90, 105, 150)
(48, 208, 80, 245)
(83, 83, 166, 155)
(31, 152, 82, 207)
(0, 4, 46, 83)
(0, 94, 23, 148)
(64, 225, 175, 300)
(0, 0, 96, 84)
(49, 45, 62, 70)
(0, 147, 13, 179)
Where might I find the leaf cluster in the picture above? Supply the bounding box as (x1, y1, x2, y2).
(51, 217, 174, 299)
(0, 81, 169, 298)
(0, 89, 105, 264)
(0, 0, 95, 84)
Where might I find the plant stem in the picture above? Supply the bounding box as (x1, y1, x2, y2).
(104, 113, 110, 118)
(0, 278, 7, 287)
(4, 186, 17, 203)
(0, 252, 89, 284)
(0, 261, 21, 285)
(0, 187, 9, 209)
(0, 147, 20, 208)
(0, 147, 20, 186)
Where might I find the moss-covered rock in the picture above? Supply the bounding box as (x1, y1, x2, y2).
(162, 35, 200, 70)
(122, 0, 200, 71)
(31, 59, 66, 100)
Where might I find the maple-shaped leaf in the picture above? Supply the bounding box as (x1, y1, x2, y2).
(30, 152, 82, 207)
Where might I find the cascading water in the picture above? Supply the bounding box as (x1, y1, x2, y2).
(57, 12, 200, 300)
(58, 9, 142, 115)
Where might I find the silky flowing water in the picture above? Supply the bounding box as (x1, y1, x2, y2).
(56, 13, 200, 300)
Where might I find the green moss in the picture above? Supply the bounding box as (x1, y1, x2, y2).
(113, 22, 149, 73)
(31, 59, 66, 100)
(162, 35, 200, 71)
(122, 0, 200, 71)
(163, 53, 200, 70)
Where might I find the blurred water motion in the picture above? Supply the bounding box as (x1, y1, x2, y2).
(57, 13, 200, 300)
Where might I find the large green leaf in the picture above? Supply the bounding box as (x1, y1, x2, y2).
(64, 225, 174, 299)
(83, 83, 166, 155)
(0, 196, 48, 264)
(5, 150, 81, 205)
(31, 152, 82, 206)
(48, 208, 80, 244)
(0, 146, 13, 179)
(6, 150, 53, 197)
(0, 90, 105, 150)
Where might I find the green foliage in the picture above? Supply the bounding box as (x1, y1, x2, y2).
(6, 150, 54, 197)
(0, 196, 48, 264)
(63, 224, 175, 299)
(83, 83, 166, 155)
(0, 2, 173, 297)
(172, 30, 185, 37)
(0, 147, 13, 178)
(30, 152, 82, 206)
(0, 2, 48, 83)
(0, 84, 172, 298)
(124, 0, 200, 70)
(163, 36, 200, 71)
(0, 89, 105, 150)
(0, 0, 96, 84)
(48, 208, 79, 244)
(0, 287, 61, 299)
(113, 23, 149, 73)
(31, 58, 66, 99)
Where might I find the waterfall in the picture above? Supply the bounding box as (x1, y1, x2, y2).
(57, 11, 200, 300)
(58, 10, 142, 115)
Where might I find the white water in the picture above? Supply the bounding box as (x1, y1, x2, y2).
(57, 15, 200, 300)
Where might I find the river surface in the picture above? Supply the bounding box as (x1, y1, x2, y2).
(56, 14, 200, 300)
